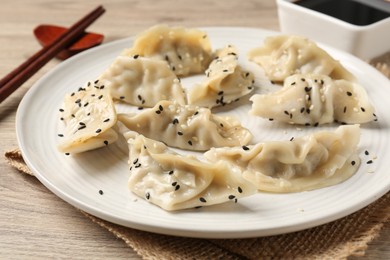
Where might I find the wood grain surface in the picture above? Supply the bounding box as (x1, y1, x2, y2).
(0, 0, 388, 259)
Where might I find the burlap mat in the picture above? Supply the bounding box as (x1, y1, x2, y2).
(5, 60, 390, 259)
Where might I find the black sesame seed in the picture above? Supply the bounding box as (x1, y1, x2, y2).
(133, 54, 139, 59)
(165, 55, 169, 61)
(365, 150, 369, 156)
(172, 118, 179, 124)
(168, 170, 174, 175)
(142, 100, 145, 104)
(138, 107, 144, 110)
(361, 107, 366, 112)
(134, 163, 141, 168)
(58, 134, 64, 137)
(71, 114, 75, 118)
(346, 91, 353, 96)
(238, 187, 243, 193)
(78, 125, 86, 130)
(59, 108, 64, 112)
(172, 182, 177, 186)
(199, 197, 207, 203)
(351, 160, 356, 166)
(188, 140, 193, 146)
(269, 118, 274, 121)
(175, 185, 180, 191)
(84, 102, 89, 107)
(79, 122, 86, 126)
(138, 95, 142, 101)
(194, 111, 199, 116)
(341, 122, 347, 125)
(367, 160, 373, 164)
(104, 140, 108, 145)
(145, 192, 150, 200)
(178, 54, 182, 60)
(71, 92, 75, 96)
(284, 110, 289, 116)
(177, 131, 183, 136)
(223, 69, 228, 72)
(304, 86, 312, 92)
(300, 107, 305, 113)
(270, 80, 275, 84)
(306, 109, 311, 114)
(99, 190, 104, 195)
(155, 110, 161, 114)
(305, 123, 310, 126)
(120, 96, 125, 100)
(133, 158, 139, 164)
(291, 82, 296, 85)
(290, 137, 294, 141)
(98, 95, 103, 99)
(75, 99, 81, 104)
(245, 72, 250, 78)
(65, 153, 70, 156)
(94, 80, 99, 84)
(172, 66, 176, 71)
(344, 106, 347, 113)
(103, 118, 110, 122)
(99, 85, 105, 89)
(234, 198, 238, 203)
(314, 122, 319, 127)
(228, 195, 236, 200)
(87, 113, 91, 116)
(87, 82, 91, 86)
(301, 78, 306, 82)
(60, 117, 64, 121)
(242, 146, 249, 151)
(218, 91, 224, 96)
(159, 105, 164, 111)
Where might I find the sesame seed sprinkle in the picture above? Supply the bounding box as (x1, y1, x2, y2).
(351, 161, 356, 166)
(242, 146, 249, 151)
(238, 187, 242, 193)
(199, 197, 207, 203)
(104, 140, 108, 145)
(367, 160, 373, 164)
(99, 190, 103, 195)
(365, 150, 369, 156)
(347, 91, 352, 96)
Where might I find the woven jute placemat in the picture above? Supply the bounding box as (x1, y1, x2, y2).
(5, 60, 390, 259)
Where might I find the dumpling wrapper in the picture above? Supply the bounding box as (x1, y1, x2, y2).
(122, 24, 212, 77)
(250, 74, 376, 125)
(247, 35, 355, 82)
(58, 82, 118, 154)
(188, 45, 255, 108)
(98, 55, 186, 107)
(205, 125, 361, 193)
(124, 131, 256, 211)
(119, 100, 252, 151)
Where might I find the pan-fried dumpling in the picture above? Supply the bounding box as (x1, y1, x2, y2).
(204, 125, 361, 193)
(250, 74, 376, 125)
(124, 131, 256, 211)
(247, 35, 355, 82)
(98, 56, 186, 107)
(188, 45, 255, 108)
(122, 24, 213, 76)
(57, 82, 118, 154)
(119, 100, 252, 151)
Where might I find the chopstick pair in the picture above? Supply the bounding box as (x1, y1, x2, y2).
(0, 5, 106, 103)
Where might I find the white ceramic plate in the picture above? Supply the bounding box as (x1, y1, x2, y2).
(16, 27, 390, 238)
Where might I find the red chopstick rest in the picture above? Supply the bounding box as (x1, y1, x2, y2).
(34, 24, 104, 60)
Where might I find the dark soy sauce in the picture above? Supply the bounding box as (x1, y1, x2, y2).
(294, 0, 390, 26)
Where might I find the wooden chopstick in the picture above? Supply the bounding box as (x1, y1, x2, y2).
(0, 5, 105, 103)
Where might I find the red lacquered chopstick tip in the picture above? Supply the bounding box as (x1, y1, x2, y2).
(0, 5, 105, 103)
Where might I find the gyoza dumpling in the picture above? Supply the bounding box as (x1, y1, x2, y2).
(250, 74, 376, 125)
(118, 100, 252, 151)
(122, 24, 213, 76)
(204, 125, 361, 193)
(247, 35, 355, 82)
(98, 56, 186, 107)
(188, 45, 255, 108)
(57, 82, 118, 154)
(124, 131, 256, 211)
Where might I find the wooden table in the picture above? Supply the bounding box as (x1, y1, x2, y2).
(0, 0, 389, 258)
